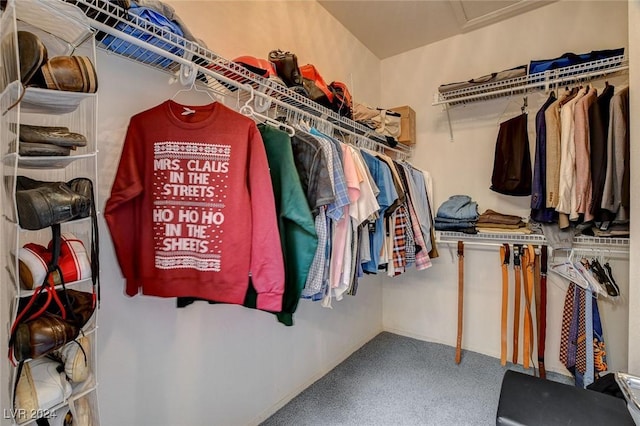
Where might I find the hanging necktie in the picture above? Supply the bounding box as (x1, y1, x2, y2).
(567, 284, 580, 376)
(560, 282, 576, 370)
(593, 296, 608, 378)
(575, 288, 588, 387)
(512, 244, 522, 365)
(500, 244, 510, 366)
(584, 286, 595, 388)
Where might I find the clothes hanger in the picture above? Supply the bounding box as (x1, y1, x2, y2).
(548, 249, 591, 290)
(590, 257, 619, 297)
(171, 62, 216, 105)
(574, 257, 607, 297)
(602, 261, 620, 296)
(240, 88, 295, 137)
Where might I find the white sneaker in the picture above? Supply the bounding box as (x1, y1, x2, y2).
(47, 406, 73, 426)
(71, 396, 92, 426)
(55, 336, 91, 383)
(15, 357, 72, 424)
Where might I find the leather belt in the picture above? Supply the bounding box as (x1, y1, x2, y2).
(456, 241, 464, 364)
(522, 245, 535, 370)
(538, 245, 548, 378)
(500, 244, 510, 366)
(512, 244, 522, 365)
(533, 246, 542, 373)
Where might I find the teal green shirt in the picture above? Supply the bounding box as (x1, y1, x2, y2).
(258, 125, 318, 325)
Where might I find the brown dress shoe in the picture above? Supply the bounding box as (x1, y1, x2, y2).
(13, 289, 95, 361)
(14, 314, 79, 361)
(40, 56, 98, 93)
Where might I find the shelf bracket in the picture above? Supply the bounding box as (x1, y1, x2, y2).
(444, 104, 454, 143)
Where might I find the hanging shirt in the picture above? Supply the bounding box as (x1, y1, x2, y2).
(104, 100, 284, 311)
(403, 163, 432, 252)
(310, 129, 349, 221)
(557, 87, 587, 216)
(258, 125, 318, 326)
(601, 87, 629, 220)
(589, 84, 615, 220)
(573, 88, 597, 221)
(545, 90, 570, 208)
(289, 132, 335, 213)
(350, 147, 380, 224)
(531, 93, 557, 223)
(360, 151, 398, 273)
(328, 142, 360, 302)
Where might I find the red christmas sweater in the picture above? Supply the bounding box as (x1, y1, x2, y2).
(104, 100, 284, 311)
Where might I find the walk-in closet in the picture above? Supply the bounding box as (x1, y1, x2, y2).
(0, 1, 638, 425)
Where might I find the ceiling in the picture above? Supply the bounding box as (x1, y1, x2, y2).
(318, 0, 556, 59)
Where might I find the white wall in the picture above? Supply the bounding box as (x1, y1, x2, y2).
(169, 0, 382, 106)
(380, 0, 631, 376)
(628, 0, 640, 375)
(96, 2, 383, 425)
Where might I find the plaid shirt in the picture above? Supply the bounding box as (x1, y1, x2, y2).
(302, 207, 328, 298)
(407, 196, 432, 270)
(392, 205, 408, 274)
(404, 203, 416, 268)
(311, 132, 350, 221)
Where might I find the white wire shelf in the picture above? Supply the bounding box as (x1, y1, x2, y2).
(436, 230, 630, 252)
(60, 0, 411, 157)
(432, 55, 628, 107)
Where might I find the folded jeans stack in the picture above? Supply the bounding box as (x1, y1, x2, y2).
(434, 195, 478, 234)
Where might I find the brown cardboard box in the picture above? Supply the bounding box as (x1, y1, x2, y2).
(390, 105, 416, 146)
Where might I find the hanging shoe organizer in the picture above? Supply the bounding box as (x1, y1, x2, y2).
(1, 0, 101, 424)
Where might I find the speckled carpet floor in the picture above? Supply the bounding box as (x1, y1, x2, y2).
(262, 332, 573, 426)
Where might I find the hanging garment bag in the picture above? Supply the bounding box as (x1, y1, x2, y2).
(490, 113, 532, 196)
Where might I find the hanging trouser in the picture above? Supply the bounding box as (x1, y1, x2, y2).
(521, 245, 536, 369)
(456, 241, 464, 364)
(512, 245, 522, 365)
(500, 244, 510, 366)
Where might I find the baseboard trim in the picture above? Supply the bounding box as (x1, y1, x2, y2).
(250, 328, 383, 425)
(382, 327, 573, 378)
